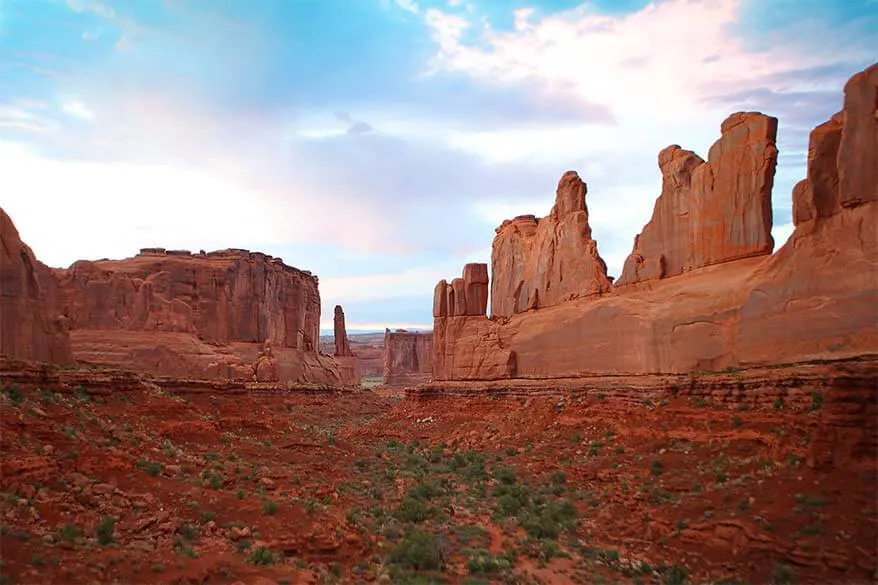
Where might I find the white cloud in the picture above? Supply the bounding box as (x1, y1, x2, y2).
(425, 8, 470, 57)
(513, 8, 534, 31)
(61, 99, 95, 120)
(394, 0, 418, 14)
(423, 0, 872, 120)
(0, 102, 56, 132)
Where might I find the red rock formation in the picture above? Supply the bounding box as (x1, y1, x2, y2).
(433, 263, 489, 318)
(491, 172, 612, 317)
(617, 112, 778, 286)
(0, 240, 355, 385)
(383, 329, 433, 386)
(432, 64, 877, 381)
(0, 209, 72, 364)
(333, 305, 353, 357)
(838, 64, 878, 208)
(55, 249, 321, 350)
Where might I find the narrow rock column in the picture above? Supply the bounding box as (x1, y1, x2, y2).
(333, 305, 353, 357)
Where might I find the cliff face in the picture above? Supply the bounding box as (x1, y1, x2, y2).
(490, 172, 612, 317)
(0, 209, 72, 364)
(55, 248, 321, 351)
(432, 64, 878, 382)
(383, 329, 433, 387)
(617, 112, 778, 286)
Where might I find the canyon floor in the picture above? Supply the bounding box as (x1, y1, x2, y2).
(0, 377, 875, 585)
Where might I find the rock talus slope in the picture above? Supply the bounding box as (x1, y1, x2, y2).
(0, 209, 72, 364)
(432, 64, 878, 381)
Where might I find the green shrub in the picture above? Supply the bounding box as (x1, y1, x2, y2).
(2, 385, 24, 406)
(395, 498, 434, 523)
(248, 546, 277, 566)
(96, 516, 115, 545)
(387, 531, 444, 571)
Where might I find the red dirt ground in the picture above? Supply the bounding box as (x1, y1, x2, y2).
(0, 378, 875, 584)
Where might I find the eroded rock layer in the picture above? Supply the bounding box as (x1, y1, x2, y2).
(432, 64, 878, 382)
(383, 329, 433, 386)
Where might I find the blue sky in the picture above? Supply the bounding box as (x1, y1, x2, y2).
(1, 0, 875, 331)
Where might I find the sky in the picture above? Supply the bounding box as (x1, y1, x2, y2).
(1, 0, 875, 332)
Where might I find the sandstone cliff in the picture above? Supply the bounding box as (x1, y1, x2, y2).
(490, 172, 612, 317)
(432, 64, 877, 381)
(616, 112, 778, 286)
(0, 209, 72, 364)
(383, 329, 433, 386)
(52, 249, 359, 385)
(55, 248, 321, 350)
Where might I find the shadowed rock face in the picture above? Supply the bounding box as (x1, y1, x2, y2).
(0, 209, 72, 364)
(383, 329, 433, 386)
(432, 64, 878, 382)
(617, 112, 778, 287)
(490, 171, 612, 318)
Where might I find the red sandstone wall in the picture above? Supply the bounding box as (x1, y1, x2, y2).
(0, 209, 72, 364)
(383, 329, 433, 386)
(55, 249, 321, 351)
(432, 64, 878, 382)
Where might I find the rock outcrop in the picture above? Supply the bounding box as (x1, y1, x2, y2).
(617, 112, 778, 286)
(333, 305, 353, 357)
(383, 329, 433, 386)
(432, 64, 877, 382)
(433, 263, 489, 318)
(0, 209, 72, 364)
(1, 226, 357, 385)
(50, 249, 358, 384)
(490, 172, 612, 317)
(55, 249, 321, 350)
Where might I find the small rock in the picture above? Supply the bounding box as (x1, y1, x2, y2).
(91, 484, 114, 496)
